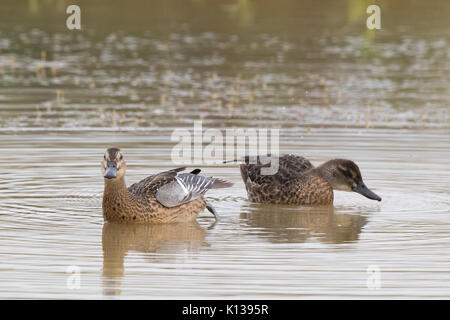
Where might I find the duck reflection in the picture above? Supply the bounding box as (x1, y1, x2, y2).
(102, 221, 207, 296)
(240, 204, 368, 244)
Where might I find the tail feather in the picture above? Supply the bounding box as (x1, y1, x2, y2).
(223, 154, 274, 164)
(222, 159, 240, 164)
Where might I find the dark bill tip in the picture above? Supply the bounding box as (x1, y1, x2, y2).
(353, 181, 381, 201)
(104, 162, 117, 179)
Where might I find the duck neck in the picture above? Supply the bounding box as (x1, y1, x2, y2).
(309, 163, 334, 186)
(104, 176, 128, 196)
(103, 177, 132, 207)
(102, 176, 132, 221)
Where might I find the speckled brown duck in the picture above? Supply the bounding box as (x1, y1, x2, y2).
(101, 148, 233, 223)
(239, 154, 381, 205)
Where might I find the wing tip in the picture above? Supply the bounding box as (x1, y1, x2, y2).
(212, 178, 234, 189)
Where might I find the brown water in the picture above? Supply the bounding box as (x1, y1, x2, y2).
(0, 0, 449, 299)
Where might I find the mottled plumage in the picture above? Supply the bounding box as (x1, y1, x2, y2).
(101, 148, 233, 223)
(240, 154, 381, 205)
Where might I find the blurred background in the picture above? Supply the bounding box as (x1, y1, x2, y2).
(0, 0, 449, 129)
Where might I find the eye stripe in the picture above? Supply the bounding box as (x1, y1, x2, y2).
(342, 170, 353, 178)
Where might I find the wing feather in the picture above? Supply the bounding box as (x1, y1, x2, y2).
(155, 172, 232, 208)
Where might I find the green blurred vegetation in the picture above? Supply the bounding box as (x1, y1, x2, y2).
(7, 0, 447, 29)
(0, 0, 447, 41)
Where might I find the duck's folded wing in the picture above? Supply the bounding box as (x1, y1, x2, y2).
(156, 173, 233, 208)
(241, 155, 312, 191)
(237, 154, 314, 180)
(279, 154, 314, 172)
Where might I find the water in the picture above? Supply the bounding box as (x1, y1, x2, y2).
(0, 0, 449, 299)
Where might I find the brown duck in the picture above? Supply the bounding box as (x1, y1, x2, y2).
(101, 148, 233, 223)
(239, 154, 381, 205)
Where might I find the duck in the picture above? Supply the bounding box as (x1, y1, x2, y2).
(238, 154, 381, 205)
(101, 147, 233, 223)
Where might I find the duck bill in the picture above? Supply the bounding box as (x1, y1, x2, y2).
(104, 162, 117, 179)
(353, 181, 381, 201)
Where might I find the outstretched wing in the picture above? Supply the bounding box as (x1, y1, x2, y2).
(156, 172, 233, 208)
(127, 167, 186, 198)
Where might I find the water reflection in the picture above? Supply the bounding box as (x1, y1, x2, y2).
(102, 221, 207, 296)
(240, 204, 368, 244)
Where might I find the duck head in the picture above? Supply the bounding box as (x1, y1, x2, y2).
(101, 147, 126, 180)
(319, 159, 381, 201)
